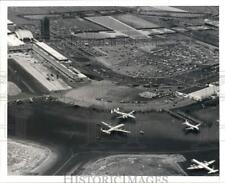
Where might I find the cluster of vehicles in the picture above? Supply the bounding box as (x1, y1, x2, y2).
(99, 108, 218, 175)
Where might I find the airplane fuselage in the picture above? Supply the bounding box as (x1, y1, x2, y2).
(191, 159, 218, 174)
(112, 109, 135, 119)
(183, 121, 200, 131)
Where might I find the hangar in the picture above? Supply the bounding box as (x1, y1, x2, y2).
(15, 29, 34, 41)
(187, 84, 219, 101)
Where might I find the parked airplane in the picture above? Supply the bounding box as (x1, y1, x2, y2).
(187, 159, 218, 174)
(183, 120, 201, 131)
(111, 108, 135, 119)
(100, 121, 131, 135)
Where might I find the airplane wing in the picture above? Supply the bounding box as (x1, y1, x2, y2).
(101, 121, 112, 128)
(117, 114, 127, 119)
(204, 160, 215, 166)
(188, 164, 204, 170)
(186, 127, 194, 130)
(114, 128, 131, 133)
(107, 124, 125, 133)
(188, 159, 214, 170)
(110, 124, 130, 133)
(129, 111, 135, 115)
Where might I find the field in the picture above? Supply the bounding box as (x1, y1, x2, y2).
(74, 31, 127, 39)
(139, 6, 187, 12)
(185, 29, 219, 47)
(80, 154, 187, 175)
(144, 28, 175, 35)
(51, 17, 109, 35)
(175, 6, 219, 15)
(8, 82, 21, 96)
(8, 138, 52, 175)
(113, 14, 160, 29)
(139, 15, 206, 28)
(86, 16, 149, 39)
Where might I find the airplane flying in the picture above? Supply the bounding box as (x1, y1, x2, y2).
(100, 121, 131, 135)
(111, 108, 135, 119)
(187, 159, 218, 174)
(182, 120, 201, 131)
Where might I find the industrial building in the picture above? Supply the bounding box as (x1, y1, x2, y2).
(8, 26, 88, 93)
(7, 32, 24, 47)
(40, 17, 50, 40)
(187, 84, 219, 101)
(33, 41, 87, 80)
(15, 29, 34, 42)
(8, 29, 34, 47)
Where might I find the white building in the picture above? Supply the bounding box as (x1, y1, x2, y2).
(187, 84, 219, 101)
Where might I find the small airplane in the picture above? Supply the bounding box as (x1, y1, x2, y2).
(111, 108, 135, 119)
(187, 159, 219, 174)
(183, 120, 201, 131)
(100, 121, 131, 135)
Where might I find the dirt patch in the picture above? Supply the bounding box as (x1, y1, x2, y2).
(8, 138, 55, 175)
(80, 154, 187, 176)
(8, 81, 21, 96)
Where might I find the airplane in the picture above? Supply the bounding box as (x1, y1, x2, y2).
(111, 108, 135, 119)
(182, 120, 201, 131)
(100, 121, 131, 135)
(187, 159, 219, 174)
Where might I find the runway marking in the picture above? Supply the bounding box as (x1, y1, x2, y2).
(53, 153, 78, 175)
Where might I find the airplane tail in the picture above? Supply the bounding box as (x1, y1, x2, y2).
(111, 108, 120, 114)
(130, 110, 135, 115)
(182, 121, 188, 125)
(208, 169, 219, 174)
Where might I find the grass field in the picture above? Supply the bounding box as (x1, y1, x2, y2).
(51, 17, 109, 35)
(140, 6, 187, 12)
(175, 6, 219, 15)
(8, 81, 21, 96)
(74, 31, 127, 39)
(80, 154, 187, 175)
(86, 16, 149, 39)
(114, 14, 160, 29)
(8, 138, 51, 175)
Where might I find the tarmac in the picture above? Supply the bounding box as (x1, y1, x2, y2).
(8, 100, 219, 175)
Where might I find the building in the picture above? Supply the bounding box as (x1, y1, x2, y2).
(204, 19, 219, 28)
(8, 32, 24, 47)
(187, 84, 219, 101)
(15, 29, 33, 42)
(41, 17, 50, 40)
(33, 41, 87, 80)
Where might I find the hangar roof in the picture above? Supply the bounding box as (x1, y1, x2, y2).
(35, 41, 68, 61)
(8, 34, 24, 47)
(15, 29, 33, 40)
